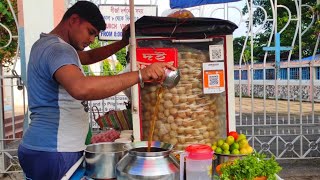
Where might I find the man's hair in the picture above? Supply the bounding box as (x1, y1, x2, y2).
(63, 1, 106, 31)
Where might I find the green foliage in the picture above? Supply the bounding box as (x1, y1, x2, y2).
(82, 65, 95, 76)
(115, 47, 128, 67)
(101, 60, 114, 76)
(89, 38, 101, 49)
(87, 38, 127, 75)
(315, 4, 320, 34)
(115, 61, 124, 72)
(234, 0, 319, 64)
(233, 36, 261, 64)
(0, 0, 18, 67)
(101, 60, 124, 76)
(220, 152, 282, 180)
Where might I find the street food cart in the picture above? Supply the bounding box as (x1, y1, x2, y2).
(66, 16, 239, 179)
(132, 16, 238, 148)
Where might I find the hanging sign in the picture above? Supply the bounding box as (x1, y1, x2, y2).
(99, 5, 157, 41)
(202, 62, 225, 94)
(136, 48, 178, 69)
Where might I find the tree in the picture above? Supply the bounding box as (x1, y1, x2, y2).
(0, 0, 18, 67)
(84, 38, 127, 76)
(233, 36, 261, 64)
(101, 60, 114, 76)
(234, 0, 318, 64)
(115, 47, 128, 67)
(115, 61, 124, 73)
(315, 3, 320, 34)
(89, 37, 101, 49)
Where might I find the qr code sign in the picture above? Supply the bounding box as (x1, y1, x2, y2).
(209, 74, 220, 86)
(209, 45, 224, 61)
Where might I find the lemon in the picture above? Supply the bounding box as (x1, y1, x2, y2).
(246, 146, 254, 154)
(217, 139, 224, 147)
(236, 134, 246, 142)
(226, 136, 235, 145)
(211, 145, 217, 151)
(215, 147, 223, 154)
(239, 139, 249, 149)
(221, 143, 230, 151)
(240, 148, 248, 155)
(231, 149, 240, 155)
(230, 142, 240, 151)
(223, 150, 230, 155)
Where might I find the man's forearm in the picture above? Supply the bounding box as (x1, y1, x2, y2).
(78, 40, 128, 65)
(72, 71, 139, 100)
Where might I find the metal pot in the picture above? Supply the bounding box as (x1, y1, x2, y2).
(116, 141, 180, 180)
(162, 69, 180, 89)
(85, 142, 127, 179)
(214, 153, 247, 165)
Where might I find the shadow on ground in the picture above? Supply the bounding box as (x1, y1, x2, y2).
(278, 158, 320, 180)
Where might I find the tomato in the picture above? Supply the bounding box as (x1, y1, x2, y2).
(228, 131, 239, 140)
(216, 164, 222, 175)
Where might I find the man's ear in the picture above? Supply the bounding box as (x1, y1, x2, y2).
(68, 14, 81, 27)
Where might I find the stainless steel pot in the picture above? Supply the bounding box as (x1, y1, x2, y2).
(85, 142, 127, 179)
(116, 141, 180, 180)
(214, 153, 247, 165)
(162, 69, 180, 89)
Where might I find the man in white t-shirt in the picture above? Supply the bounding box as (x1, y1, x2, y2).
(18, 1, 175, 180)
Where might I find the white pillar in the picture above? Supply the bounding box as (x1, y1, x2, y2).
(226, 35, 236, 132)
(23, 0, 54, 67)
(22, 0, 66, 127)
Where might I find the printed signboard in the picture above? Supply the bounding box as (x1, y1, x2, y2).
(136, 48, 178, 69)
(99, 5, 157, 41)
(90, 94, 129, 128)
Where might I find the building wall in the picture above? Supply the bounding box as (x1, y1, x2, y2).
(235, 81, 320, 102)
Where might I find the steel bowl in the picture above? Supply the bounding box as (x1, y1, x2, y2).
(214, 153, 247, 165)
(85, 142, 128, 179)
(162, 69, 180, 89)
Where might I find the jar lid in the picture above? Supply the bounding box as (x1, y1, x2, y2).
(185, 144, 213, 160)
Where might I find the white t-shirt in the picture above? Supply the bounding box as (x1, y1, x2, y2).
(21, 33, 88, 152)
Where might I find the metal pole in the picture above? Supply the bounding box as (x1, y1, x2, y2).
(314, 0, 320, 126)
(0, 67, 4, 172)
(298, 0, 303, 158)
(10, 79, 15, 139)
(249, 0, 254, 147)
(129, 0, 141, 141)
(274, 0, 279, 157)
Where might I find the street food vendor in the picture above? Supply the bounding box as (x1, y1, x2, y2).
(17, 1, 175, 180)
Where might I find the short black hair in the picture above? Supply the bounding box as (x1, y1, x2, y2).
(63, 1, 106, 31)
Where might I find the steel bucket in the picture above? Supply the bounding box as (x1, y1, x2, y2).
(85, 142, 127, 179)
(116, 141, 180, 180)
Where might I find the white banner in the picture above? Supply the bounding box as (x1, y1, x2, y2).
(99, 4, 157, 41)
(90, 94, 129, 128)
(90, 95, 129, 113)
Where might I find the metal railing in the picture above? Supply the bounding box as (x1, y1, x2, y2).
(1, 1, 319, 178)
(226, 0, 320, 159)
(0, 74, 25, 174)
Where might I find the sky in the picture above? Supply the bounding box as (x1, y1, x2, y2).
(104, 0, 248, 37)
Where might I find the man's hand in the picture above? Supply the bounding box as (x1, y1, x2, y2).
(78, 24, 130, 65)
(121, 24, 130, 45)
(140, 62, 176, 83)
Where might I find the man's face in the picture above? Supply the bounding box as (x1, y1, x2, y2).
(70, 15, 99, 51)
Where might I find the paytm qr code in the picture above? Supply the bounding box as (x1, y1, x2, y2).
(209, 74, 220, 86)
(209, 45, 224, 61)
